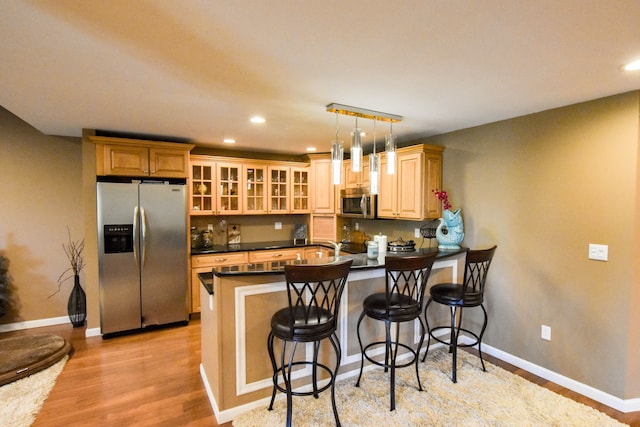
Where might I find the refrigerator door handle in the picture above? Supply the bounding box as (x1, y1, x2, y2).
(133, 206, 140, 268)
(140, 206, 147, 268)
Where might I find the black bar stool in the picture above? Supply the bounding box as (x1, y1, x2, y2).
(355, 253, 437, 411)
(267, 259, 352, 427)
(422, 246, 497, 382)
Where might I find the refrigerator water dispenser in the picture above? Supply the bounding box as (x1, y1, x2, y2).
(103, 224, 133, 253)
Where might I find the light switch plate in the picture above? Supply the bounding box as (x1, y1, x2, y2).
(588, 243, 608, 261)
(541, 325, 551, 341)
(274, 222, 282, 230)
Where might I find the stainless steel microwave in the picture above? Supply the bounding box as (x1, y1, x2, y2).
(340, 188, 377, 219)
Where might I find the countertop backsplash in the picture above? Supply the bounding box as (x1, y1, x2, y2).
(190, 215, 442, 250)
(190, 214, 308, 246)
(338, 218, 441, 250)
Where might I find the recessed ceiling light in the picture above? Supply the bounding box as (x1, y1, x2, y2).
(223, 138, 235, 144)
(250, 116, 266, 124)
(622, 59, 640, 71)
(306, 147, 316, 152)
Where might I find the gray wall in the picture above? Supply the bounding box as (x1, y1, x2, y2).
(424, 91, 640, 399)
(0, 107, 83, 322)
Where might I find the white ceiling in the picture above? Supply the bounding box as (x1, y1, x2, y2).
(2, 0, 640, 155)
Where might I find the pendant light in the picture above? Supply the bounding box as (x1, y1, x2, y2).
(331, 112, 343, 185)
(326, 103, 402, 183)
(351, 116, 363, 172)
(385, 121, 397, 175)
(369, 118, 380, 194)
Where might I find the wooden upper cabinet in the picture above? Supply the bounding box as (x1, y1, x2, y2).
(190, 157, 216, 215)
(291, 166, 311, 213)
(243, 164, 309, 214)
(378, 144, 444, 220)
(91, 136, 194, 178)
(396, 151, 424, 218)
(309, 154, 336, 214)
(267, 166, 289, 214)
(103, 144, 150, 176)
(343, 159, 370, 190)
(377, 156, 397, 218)
(190, 156, 243, 215)
(190, 155, 309, 215)
(243, 164, 268, 214)
(149, 148, 192, 178)
(423, 150, 444, 218)
(216, 162, 243, 215)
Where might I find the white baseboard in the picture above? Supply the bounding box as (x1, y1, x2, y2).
(85, 327, 101, 337)
(200, 363, 273, 424)
(463, 337, 640, 413)
(0, 316, 70, 333)
(0, 316, 100, 338)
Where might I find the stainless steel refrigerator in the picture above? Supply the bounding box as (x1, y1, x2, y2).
(97, 179, 188, 336)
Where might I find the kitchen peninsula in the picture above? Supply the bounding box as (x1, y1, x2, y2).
(198, 247, 466, 423)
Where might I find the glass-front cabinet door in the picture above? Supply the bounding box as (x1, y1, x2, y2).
(216, 163, 242, 214)
(243, 164, 267, 214)
(190, 158, 216, 215)
(268, 166, 289, 213)
(291, 166, 310, 213)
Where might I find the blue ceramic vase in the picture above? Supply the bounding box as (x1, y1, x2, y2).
(436, 208, 464, 250)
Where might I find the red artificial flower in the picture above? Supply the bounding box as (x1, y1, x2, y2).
(433, 189, 452, 210)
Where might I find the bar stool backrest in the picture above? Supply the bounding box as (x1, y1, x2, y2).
(384, 254, 438, 313)
(283, 259, 353, 332)
(461, 246, 497, 301)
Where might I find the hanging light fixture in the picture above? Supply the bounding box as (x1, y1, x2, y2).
(369, 118, 380, 194)
(351, 116, 363, 172)
(326, 103, 402, 183)
(331, 112, 343, 185)
(385, 121, 397, 175)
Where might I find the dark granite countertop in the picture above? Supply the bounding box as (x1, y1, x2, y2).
(198, 247, 466, 295)
(191, 240, 367, 255)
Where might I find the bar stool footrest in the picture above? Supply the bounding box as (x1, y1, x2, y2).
(429, 325, 481, 348)
(362, 340, 419, 370)
(272, 360, 335, 397)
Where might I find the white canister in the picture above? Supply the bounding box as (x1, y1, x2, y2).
(377, 235, 387, 261)
(366, 241, 378, 259)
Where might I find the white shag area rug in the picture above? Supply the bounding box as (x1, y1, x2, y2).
(233, 349, 626, 426)
(0, 355, 67, 427)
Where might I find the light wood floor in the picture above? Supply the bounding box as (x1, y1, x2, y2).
(3, 318, 638, 426)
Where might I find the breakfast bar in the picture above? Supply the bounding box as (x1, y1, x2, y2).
(198, 248, 466, 423)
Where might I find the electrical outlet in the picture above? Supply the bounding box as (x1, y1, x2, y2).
(274, 222, 282, 230)
(541, 325, 551, 341)
(207, 224, 213, 231)
(588, 243, 608, 261)
(414, 228, 421, 238)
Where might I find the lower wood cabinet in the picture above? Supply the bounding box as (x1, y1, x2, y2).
(248, 249, 300, 262)
(248, 248, 302, 268)
(304, 246, 333, 259)
(190, 251, 249, 313)
(190, 246, 333, 313)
